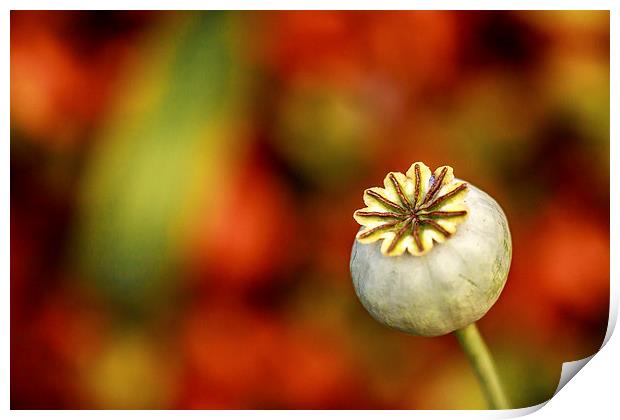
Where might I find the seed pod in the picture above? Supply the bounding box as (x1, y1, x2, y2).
(350, 162, 512, 337)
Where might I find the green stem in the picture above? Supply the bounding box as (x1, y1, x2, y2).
(454, 323, 510, 409)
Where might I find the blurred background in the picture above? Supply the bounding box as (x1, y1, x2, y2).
(10, 10, 609, 409)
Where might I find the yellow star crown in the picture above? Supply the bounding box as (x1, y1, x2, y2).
(353, 162, 469, 257)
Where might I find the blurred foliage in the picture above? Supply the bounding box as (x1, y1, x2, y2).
(11, 11, 609, 409)
(74, 12, 249, 315)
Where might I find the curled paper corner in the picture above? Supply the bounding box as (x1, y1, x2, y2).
(489, 356, 596, 418)
(494, 301, 618, 418)
(553, 355, 595, 396)
(548, 295, 619, 401)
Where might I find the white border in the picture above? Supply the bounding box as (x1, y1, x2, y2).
(2, 1, 617, 11)
(4, 2, 616, 418)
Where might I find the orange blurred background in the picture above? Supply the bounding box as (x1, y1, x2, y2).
(10, 11, 610, 409)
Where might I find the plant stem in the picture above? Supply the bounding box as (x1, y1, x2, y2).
(454, 322, 510, 409)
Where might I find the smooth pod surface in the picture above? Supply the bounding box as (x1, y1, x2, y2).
(350, 182, 512, 337)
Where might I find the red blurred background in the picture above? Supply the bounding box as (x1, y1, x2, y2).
(10, 11, 609, 409)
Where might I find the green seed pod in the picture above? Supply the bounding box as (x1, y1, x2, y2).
(350, 162, 512, 337)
